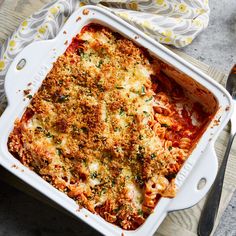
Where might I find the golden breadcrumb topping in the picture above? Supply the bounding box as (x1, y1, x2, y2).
(8, 24, 210, 230)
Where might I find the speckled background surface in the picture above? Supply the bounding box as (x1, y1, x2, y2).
(0, 0, 236, 235)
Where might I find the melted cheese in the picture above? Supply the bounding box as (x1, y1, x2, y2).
(8, 24, 210, 231)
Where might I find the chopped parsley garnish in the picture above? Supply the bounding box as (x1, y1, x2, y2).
(119, 108, 125, 116)
(143, 111, 149, 116)
(151, 153, 156, 159)
(115, 85, 125, 89)
(101, 188, 107, 194)
(57, 95, 69, 103)
(140, 85, 146, 95)
(139, 134, 144, 140)
(137, 153, 144, 159)
(134, 175, 144, 185)
(46, 132, 53, 138)
(96, 60, 103, 68)
(138, 146, 144, 151)
(145, 96, 153, 102)
(168, 146, 172, 151)
(91, 172, 98, 179)
(97, 84, 104, 92)
(56, 148, 63, 156)
(114, 207, 120, 213)
(116, 146, 123, 153)
(137, 209, 143, 216)
(36, 126, 43, 131)
(161, 123, 169, 128)
(72, 124, 79, 132)
(81, 127, 89, 134)
(80, 52, 90, 60)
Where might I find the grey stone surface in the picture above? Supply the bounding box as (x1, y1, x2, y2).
(182, 0, 236, 75)
(0, 180, 101, 236)
(0, 0, 236, 235)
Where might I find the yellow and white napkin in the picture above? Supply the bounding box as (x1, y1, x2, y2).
(0, 0, 210, 110)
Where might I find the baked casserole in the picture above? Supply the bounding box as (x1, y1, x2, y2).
(8, 24, 211, 230)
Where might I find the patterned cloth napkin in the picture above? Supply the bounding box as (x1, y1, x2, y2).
(0, 0, 209, 111)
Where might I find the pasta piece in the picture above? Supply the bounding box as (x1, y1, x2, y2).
(144, 79, 152, 89)
(164, 140, 172, 150)
(145, 175, 169, 195)
(154, 114, 173, 127)
(162, 179, 176, 198)
(153, 124, 166, 139)
(104, 212, 117, 223)
(155, 92, 169, 103)
(179, 137, 191, 149)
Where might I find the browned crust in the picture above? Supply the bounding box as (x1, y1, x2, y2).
(8, 24, 210, 230)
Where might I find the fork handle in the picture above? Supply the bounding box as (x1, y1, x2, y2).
(197, 132, 235, 236)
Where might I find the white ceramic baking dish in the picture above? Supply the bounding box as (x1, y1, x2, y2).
(0, 6, 233, 236)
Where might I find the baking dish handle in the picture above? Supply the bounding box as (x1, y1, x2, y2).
(168, 143, 218, 212)
(5, 40, 55, 105)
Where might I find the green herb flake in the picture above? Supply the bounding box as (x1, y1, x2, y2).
(102, 188, 107, 194)
(140, 85, 146, 95)
(57, 94, 69, 103)
(80, 52, 89, 60)
(161, 123, 169, 128)
(91, 172, 98, 179)
(46, 132, 53, 138)
(96, 59, 103, 68)
(81, 127, 89, 134)
(116, 146, 123, 153)
(72, 124, 79, 132)
(136, 153, 144, 160)
(27, 95, 33, 99)
(36, 126, 43, 131)
(137, 209, 143, 216)
(114, 207, 120, 213)
(145, 96, 153, 102)
(139, 134, 144, 140)
(143, 111, 149, 117)
(115, 85, 125, 89)
(56, 148, 63, 156)
(151, 153, 156, 159)
(138, 146, 143, 151)
(119, 108, 125, 116)
(97, 84, 104, 92)
(168, 146, 172, 151)
(134, 175, 144, 185)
